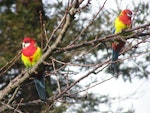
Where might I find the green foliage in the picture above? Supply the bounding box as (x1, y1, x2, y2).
(0, 0, 149, 113)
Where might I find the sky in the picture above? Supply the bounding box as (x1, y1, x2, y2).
(89, 74, 150, 113)
(43, 0, 150, 113)
(80, 0, 150, 111)
(80, 0, 150, 112)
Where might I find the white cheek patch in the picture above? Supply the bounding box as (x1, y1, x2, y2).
(22, 42, 30, 48)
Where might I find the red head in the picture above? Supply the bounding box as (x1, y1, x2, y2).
(120, 9, 132, 18)
(22, 37, 35, 48)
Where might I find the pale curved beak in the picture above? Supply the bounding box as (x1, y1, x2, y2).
(127, 13, 132, 17)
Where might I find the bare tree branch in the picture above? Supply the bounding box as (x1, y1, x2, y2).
(0, 1, 150, 112)
(54, 23, 150, 54)
(0, 2, 79, 100)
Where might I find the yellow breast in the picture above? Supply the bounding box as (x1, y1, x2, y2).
(21, 47, 42, 68)
(115, 17, 127, 34)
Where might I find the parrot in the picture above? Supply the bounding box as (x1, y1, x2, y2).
(110, 9, 132, 69)
(21, 37, 46, 101)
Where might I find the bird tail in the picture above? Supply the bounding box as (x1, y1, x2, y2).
(34, 75, 46, 101)
(110, 49, 119, 69)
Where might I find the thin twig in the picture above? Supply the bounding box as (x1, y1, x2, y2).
(39, 11, 44, 49)
(71, 77, 114, 96)
(0, 1, 79, 101)
(13, 98, 23, 113)
(8, 86, 20, 104)
(0, 51, 21, 77)
(1, 102, 23, 113)
(52, 59, 61, 94)
(68, 0, 107, 46)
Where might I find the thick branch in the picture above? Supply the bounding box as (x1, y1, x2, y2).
(54, 23, 150, 54)
(0, 3, 78, 100)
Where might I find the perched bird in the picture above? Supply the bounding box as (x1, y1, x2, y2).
(111, 9, 132, 69)
(21, 37, 46, 101)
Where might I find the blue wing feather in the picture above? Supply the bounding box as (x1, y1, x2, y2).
(34, 75, 46, 101)
(112, 28, 115, 34)
(110, 49, 119, 69)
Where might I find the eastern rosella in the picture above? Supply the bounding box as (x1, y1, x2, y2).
(21, 37, 46, 101)
(111, 9, 132, 69)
